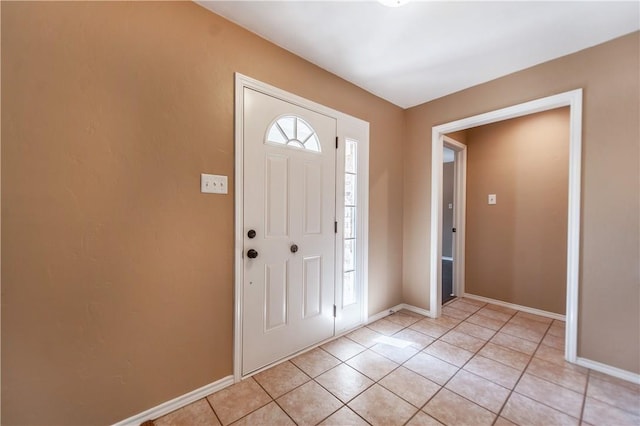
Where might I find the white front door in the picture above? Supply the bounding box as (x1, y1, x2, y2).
(242, 88, 337, 375)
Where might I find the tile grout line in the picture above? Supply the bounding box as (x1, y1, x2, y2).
(203, 396, 225, 426)
(491, 315, 552, 425)
(579, 369, 591, 424)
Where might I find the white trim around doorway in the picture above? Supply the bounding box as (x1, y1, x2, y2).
(429, 89, 583, 364)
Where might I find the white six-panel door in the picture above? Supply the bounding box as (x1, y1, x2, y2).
(242, 88, 337, 375)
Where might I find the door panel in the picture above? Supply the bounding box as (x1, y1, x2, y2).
(242, 88, 337, 375)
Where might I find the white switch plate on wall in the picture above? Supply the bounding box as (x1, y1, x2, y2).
(488, 194, 497, 205)
(201, 174, 228, 194)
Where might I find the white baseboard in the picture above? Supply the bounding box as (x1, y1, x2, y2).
(367, 304, 405, 323)
(462, 293, 565, 321)
(397, 303, 434, 318)
(112, 375, 234, 426)
(577, 357, 640, 385)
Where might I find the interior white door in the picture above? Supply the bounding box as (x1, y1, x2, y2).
(242, 88, 337, 375)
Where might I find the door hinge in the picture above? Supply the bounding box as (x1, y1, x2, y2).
(336, 136, 338, 149)
(333, 305, 337, 317)
(335, 221, 338, 233)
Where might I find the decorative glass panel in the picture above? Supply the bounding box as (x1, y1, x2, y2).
(265, 116, 321, 152)
(343, 271, 356, 306)
(345, 173, 357, 206)
(344, 207, 356, 239)
(344, 239, 355, 271)
(345, 139, 357, 174)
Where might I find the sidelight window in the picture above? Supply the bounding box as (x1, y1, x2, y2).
(343, 139, 358, 306)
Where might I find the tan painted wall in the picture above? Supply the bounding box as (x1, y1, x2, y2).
(403, 32, 640, 373)
(465, 108, 570, 314)
(1, 2, 405, 424)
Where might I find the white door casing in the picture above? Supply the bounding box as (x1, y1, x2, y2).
(234, 74, 370, 380)
(429, 89, 582, 364)
(242, 88, 336, 375)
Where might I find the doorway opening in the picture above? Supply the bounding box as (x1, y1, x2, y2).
(441, 136, 467, 305)
(429, 89, 583, 364)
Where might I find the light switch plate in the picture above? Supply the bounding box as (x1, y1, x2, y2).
(488, 194, 497, 205)
(201, 174, 228, 194)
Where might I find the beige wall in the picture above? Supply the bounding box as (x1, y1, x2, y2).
(1, 2, 405, 424)
(464, 108, 570, 314)
(403, 32, 640, 373)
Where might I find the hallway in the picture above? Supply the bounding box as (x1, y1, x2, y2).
(152, 298, 640, 425)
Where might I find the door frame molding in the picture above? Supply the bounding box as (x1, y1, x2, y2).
(234, 73, 370, 381)
(429, 89, 583, 363)
(442, 136, 467, 300)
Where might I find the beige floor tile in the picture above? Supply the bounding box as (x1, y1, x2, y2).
(533, 344, 587, 374)
(501, 322, 546, 343)
(590, 370, 640, 394)
(548, 323, 566, 338)
(371, 340, 420, 364)
(515, 373, 584, 418)
(230, 401, 294, 426)
(398, 309, 425, 318)
(491, 332, 538, 355)
(423, 340, 474, 367)
(465, 313, 507, 331)
(291, 348, 341, 378)
(207, 378, 272, 425)
(582, 396, 640, 426)
(502, 392, 578, 426)
(155, 399, 220, 426)
(508, 316, 551, 334)
(513, 311, 553, 324)
(442, 306, 472, 320)
(393, 329, 436, 350)
(424, 388, 495, 426)
(464, 355, 521, 389)
(348, 326, 386, 347)
(367, 318, 406, 335)
(587, 373, 640, 415)
(348, 384, 417, 426)
(440, 329, 485, 352)
(459, 297, 486, 307)
(318, 406, 369, 426)
(447, 300, 482, 314)
(406, 411, 444, 426)
(424, 315, 462, 329)
(379, 366, 441, 407)
(322, 337, 366, 361)
(346, 349, 399, 381)
(494, 416, 518, 426)
(316, 363, 374, 403)
(253, 361, 310, 398)
(445, 369, 510, 413)
(476, 307, 513, 322)
(483, 304, 518, 315)
(541, 332, 565, 349)
(526, 357, 587, 393)
(404, 352, 458, 385)
(386, 312, 421, 327)
(478, 342, 531, 371)
(455, 321, 496, 341)
(409, 319, 451, 338)
(277, 381, 342, 425)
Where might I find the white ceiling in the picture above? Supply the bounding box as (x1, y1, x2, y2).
(198, 1, 640, 109)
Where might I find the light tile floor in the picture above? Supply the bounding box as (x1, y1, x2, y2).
(153, 298, 640, 426)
